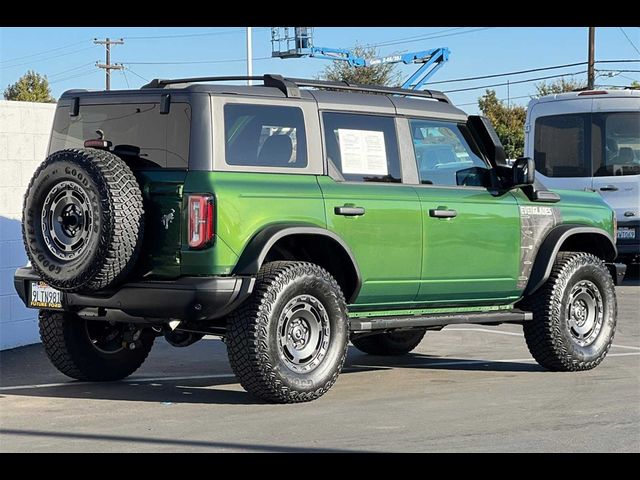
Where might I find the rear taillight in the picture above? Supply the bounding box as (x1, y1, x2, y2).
(188, 194, 214, 249)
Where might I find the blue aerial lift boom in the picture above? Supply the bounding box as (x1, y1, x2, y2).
(270, 27, 450, 90)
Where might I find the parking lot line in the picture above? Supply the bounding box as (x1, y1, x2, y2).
(1, 352, 637, 393)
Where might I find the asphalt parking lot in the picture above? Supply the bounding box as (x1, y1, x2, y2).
(1, 271, 638, 452)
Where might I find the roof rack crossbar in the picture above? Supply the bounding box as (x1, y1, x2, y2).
(141, 74, 450, 103)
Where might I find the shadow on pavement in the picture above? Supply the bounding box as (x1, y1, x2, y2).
(0, 428, 361, 452)
(0, 345, 543, 406)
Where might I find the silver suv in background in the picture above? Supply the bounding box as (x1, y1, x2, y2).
(525, 89, 640, 265)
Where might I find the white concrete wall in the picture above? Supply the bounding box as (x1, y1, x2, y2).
(0, 100, 56, 350)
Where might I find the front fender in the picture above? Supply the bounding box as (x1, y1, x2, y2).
(524, 225, 617, 295)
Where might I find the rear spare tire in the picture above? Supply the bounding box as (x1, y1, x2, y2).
(22, 148, 144, 292)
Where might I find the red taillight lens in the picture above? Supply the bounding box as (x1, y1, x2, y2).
(188, 194, 214, 249)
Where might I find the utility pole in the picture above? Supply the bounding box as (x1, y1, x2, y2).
(587, 27, 595, 90)
(94, 38, 124, 91)
(246, 27, 253, 86)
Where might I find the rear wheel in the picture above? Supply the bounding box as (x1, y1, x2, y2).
(226, 261, 349, 403)
(39, 310, 155, 381)
(351, 329, 427, 356)
(522, 252, 617, 371)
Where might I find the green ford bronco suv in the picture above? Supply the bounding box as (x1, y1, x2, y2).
(15, 74, 625, 403)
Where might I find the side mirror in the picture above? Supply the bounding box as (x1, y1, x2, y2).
(512, 157, 535, 188)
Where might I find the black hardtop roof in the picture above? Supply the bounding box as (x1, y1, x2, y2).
(59, 74, 467, 120)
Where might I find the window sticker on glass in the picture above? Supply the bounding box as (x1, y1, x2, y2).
(337, 129, 388, 176)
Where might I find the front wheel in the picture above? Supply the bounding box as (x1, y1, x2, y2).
(39, 311, 155, 381)
(522, 252, 617, 371)
(225, 261, 349, 403)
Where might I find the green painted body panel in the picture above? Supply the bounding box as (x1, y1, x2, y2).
(316, 176, 422, 306)
(181, 171, 326, 276)
(141, 169, 613, 318)
(413, 186, 522, 303)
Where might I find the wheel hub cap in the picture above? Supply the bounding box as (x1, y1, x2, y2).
(277, 294, 331, 373)
(41, 181, 93, 261)
(566, 280, 604, 347)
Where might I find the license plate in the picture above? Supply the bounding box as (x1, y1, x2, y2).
(617, 227, 636, 240)
(28, 281, 63, 310)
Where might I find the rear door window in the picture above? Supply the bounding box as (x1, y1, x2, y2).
(224, 104, 307, 168)
(322, 112, 401, 183)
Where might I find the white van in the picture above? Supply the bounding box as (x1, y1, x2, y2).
(525, 89, 640, 264)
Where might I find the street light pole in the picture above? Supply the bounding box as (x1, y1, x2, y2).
(246, 27, 253, 86)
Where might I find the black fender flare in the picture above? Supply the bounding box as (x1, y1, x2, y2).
(233, 224, 362, 303)
(524, 225, 617, 295)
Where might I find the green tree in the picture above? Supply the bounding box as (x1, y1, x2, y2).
(535, 78, 586, 97)
(631, 80, 640, 90)
(319, 45, 401, 86)
(477, 89, 526, 159)
(3, 70, 55, 103)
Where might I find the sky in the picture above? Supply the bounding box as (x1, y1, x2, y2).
(1, 27, 639, 114)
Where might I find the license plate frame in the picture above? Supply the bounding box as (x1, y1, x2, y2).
(28, 281, 63, 310)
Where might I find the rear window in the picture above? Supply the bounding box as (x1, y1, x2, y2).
(49, 102, 191, 169)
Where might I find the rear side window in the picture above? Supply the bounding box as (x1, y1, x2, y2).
(50, 103, 191, 169)
(224, 104, 307, 168)
(322, 112, 401, 183)
(534, 114, 590, 177)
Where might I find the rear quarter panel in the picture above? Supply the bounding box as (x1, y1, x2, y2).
(181, 171, 326, 275)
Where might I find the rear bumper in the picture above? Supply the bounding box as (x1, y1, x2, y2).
(14, 267, 254, 322)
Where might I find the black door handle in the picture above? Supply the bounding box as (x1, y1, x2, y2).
(335, 206, 365, 216)
(429, 208, 457, 218)
(599, 185, 619, 192)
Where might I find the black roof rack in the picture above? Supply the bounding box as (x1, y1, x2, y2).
(141, 74, 450, 104)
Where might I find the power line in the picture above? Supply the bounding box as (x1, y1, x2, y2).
(122, 27, 269, 40)
(124, 67, 149, 83)
(426, 59, 640, 86)
(369, 27, 494, 48)
(49, 68, 99, 84)
(443, 70, 587, 93)
(47, 62, 96, 79)
(123, 56, 271, 65)
(0, 39, 90, 66)
(2, 46, 97, 69)
(618, 27, 640, 56)
(427, 61, 587, 85)
(363, 27, 470, 48)
(457, 94, 532, 107)
(120, 69, 130, 88)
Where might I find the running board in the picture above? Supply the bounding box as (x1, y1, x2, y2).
(350, 310, 532, 332)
